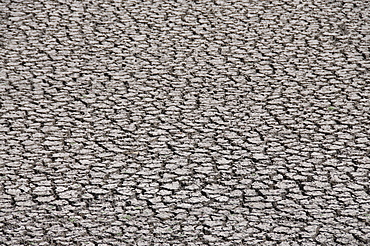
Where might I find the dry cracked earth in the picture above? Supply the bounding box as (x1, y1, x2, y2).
(1, 0, 370, 245)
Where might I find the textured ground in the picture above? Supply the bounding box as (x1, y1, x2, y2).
(1, 0, 370, 245)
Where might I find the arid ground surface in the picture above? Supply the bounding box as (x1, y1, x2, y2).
(0, 0, 369, 245)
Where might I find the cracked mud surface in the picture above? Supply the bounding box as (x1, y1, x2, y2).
(0, 0, 369, 245)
